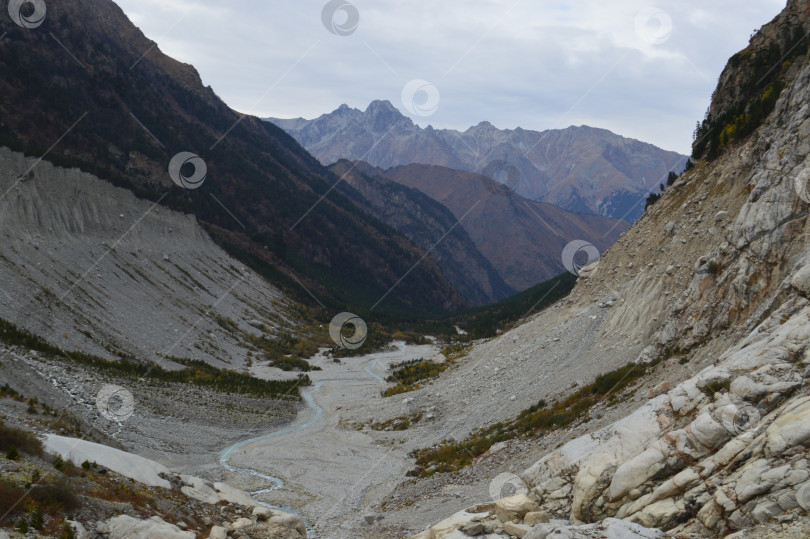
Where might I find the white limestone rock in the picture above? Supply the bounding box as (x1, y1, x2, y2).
(44, 435, 171, 488)
(790, 265, 810, 297)
(95, 515, 194, 539)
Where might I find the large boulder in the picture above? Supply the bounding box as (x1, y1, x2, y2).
(495, 494, 539, 522)
(95, 515, 194, 539)
(44, 435, 171, 488)
(225, 510, 307, 539)
(524, 518, 666, 538)
(761, 396, 810, 457)
(410, 508, 493, 539)
(790, 265, 810, 297)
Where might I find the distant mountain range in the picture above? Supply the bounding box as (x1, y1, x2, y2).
(333, 161, 629, 293)
(268, 102, 688, 222)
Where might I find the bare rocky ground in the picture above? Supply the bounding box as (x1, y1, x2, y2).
(0, 146, 300, 370)
(399, 5, 810, 538)
(0, 342, 299, 475)
(227, 343, 440, 539)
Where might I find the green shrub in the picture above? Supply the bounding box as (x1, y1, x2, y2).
(16, 517, 28, 533)
(5, 447, 19, 461)
(30, 507, 44, 530)
(53, 455, 64, 471)
(383, 358, 452, 396)
(591, 364, 645, 395)
(413, 360, 659, 474)
(60, 523, 77, 539)
(270, 356, 317, 372)
(371, 412, 423, 431)
(30, 480, 80, 511)
(702, 379, 732, 395)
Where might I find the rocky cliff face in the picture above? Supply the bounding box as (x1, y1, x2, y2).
(268, 104, 687, 221)
(411, 0, 810, 537)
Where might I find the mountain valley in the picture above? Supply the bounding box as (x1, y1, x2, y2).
(2, 1, 810, 539)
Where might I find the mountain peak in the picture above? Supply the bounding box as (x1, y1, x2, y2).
(466, 120, 496, 133)
(365, 100, 399, 114)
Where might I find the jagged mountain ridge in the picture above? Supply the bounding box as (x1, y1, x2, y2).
(268, 101, 688, 222)
(337, 161, 629, 292)
(0, 0, 468, 315)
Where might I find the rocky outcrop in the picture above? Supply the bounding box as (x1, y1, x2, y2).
(413, 289, 810, 537)
(412, 1, 810, 537)
(413, 512, 667, 539)
(95, 515, 195, 539)
(528, 298, 810, 535)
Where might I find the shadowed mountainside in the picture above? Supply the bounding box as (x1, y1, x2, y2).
(0, 0, 467, 315)
(344, 161, 630, 291)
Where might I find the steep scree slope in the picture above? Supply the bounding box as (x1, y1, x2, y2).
(409, 1, 810, 537)
(0, 147, 298, 370)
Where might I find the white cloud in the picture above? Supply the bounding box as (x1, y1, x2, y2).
(115, 0, 786, 154)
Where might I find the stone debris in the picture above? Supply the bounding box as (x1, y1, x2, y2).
(410, 4, 810, 537)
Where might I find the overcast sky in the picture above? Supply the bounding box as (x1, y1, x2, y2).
(115, 0, 786, 154)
